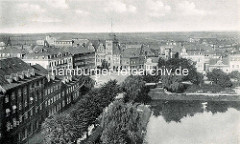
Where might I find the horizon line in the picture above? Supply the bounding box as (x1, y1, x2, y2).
(0, 30, 240, 35)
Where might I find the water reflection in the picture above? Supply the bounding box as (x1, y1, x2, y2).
(147, 100, 240, 144)
(150, 100, 240, 123)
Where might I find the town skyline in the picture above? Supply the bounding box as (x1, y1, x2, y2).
(0, 0, 239, 33)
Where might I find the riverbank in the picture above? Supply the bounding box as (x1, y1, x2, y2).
(149, 88, 240, 101)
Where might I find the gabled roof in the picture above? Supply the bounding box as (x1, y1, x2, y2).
(122, 48, 142, 58)
(0, 58, 45, 91)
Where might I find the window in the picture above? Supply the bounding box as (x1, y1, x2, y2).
(6, 122, 11, 132)
(12, 105, 17, 114)
(35, 93, 38, 102)
(25, 100, 27, 107)
(35, 107, 38, 113)
(19, 103, 22, 110)
(30, 97, 33, 104)
(24, 112, 28, 119)
(48, 99, 50, 106)
(11, 92, 15, 101)
(40, 104, 42, 110)
(18, 89, 22, 98)
(45, 90, 47, 96)
(13, 118, 17, 127)
(6, 108, 10, 117)
(19, 115, 22, 123)
(23, 86, 27, 95)
(62, 100, 65, 107)
(5, 95, 9, 103)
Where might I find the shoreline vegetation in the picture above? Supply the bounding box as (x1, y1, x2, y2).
(149, 87, 240, 102)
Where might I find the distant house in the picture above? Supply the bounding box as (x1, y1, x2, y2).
(45, 35, 56, 47)
(121, 47, 144, 71)
(144, 57, 158, 73)
(63, 46, 95, 73)
(36, 40, 45, 46)
(208, 58, 229, 73)
(0, 47, 26, 59)
(72, 38, 89, 47)
(54, 40, 73, 47)
(23, 48, 73, 70)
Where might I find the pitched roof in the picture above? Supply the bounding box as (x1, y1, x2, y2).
(0, 46, 26, 54)
(122, 48, 142, 58)
(32, 64, 48, 74)
(62, 46, 95, 55)
(0, 58, 45, 91)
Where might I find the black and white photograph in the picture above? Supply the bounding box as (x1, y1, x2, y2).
(0, 0, 240, 143)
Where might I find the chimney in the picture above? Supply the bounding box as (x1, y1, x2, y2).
(5, 75, 13, 83)
(13, 73, 19, 81)
(18, 72, 24, 79)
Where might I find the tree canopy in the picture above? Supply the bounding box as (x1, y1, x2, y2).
(100, 100, 145, 144)
(207, 69, 232, 88)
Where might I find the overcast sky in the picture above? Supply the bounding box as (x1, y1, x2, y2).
(0, 0, 239, 33)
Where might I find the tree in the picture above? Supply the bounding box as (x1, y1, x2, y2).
(100, 100, 144, 144)
(70, 80, 121, 137)
(157, 57, 166, 68)
(207, 69, 232, 88)
(121, 75, 151, 103)
(42, 114, 85, 144)
(229, 71, 240, 81)
(158, 58, 203, 92)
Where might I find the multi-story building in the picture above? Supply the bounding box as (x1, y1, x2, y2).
(72, 38, 89, 47)
(63, 46, 95, 73)
(0, 58, 88, 143)
(144, 57, 158, 73)
(229, 54, 240, 72)
(180, 47, 206, 73)
(0, 47, 26, 60)
(208, 58, 229, 73)
(54, 40, 73, 47)
(96, 43, 106, 66)
(23, 49, 73, 70)
(121, 48, 144, 71)
(45, 35, 56, 47)
(0, 58, 46, 143)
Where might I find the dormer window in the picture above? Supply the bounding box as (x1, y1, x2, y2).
(13, 73, 19, 81)
(5, 75, 13, 83)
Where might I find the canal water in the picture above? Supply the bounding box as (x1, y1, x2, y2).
(145, 100, 240, 144)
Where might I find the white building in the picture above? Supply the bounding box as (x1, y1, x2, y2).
(180, 47, 205, 73)
(144, 57, 158, 73)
